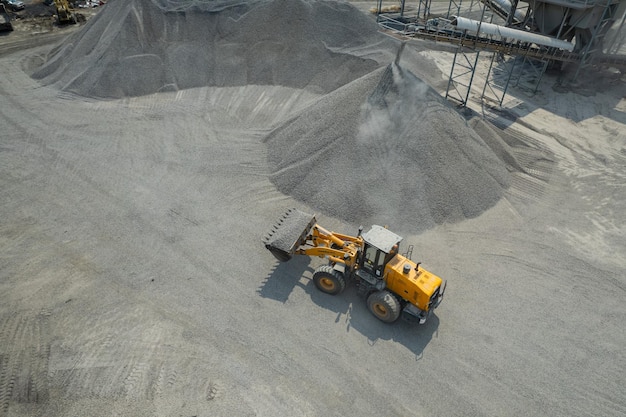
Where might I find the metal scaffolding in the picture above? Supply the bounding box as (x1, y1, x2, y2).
(374, 0, 625, 107)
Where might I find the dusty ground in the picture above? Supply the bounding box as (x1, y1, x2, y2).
(1, 1, 625, 417)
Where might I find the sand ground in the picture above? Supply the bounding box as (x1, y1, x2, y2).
(1, 1, 625, 416)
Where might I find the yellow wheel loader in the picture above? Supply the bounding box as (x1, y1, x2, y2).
(264, 209, 445, 324)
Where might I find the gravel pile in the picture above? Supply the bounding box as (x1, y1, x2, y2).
(31, 0, 511, 232)
(32, 0, 386, 98)
(265, 63, 511, 232)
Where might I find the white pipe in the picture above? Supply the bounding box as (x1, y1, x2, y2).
(486, 0, 526, 22)
(451, 16, 575, 51)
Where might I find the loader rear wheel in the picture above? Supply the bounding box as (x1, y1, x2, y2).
(312, 265, 345, 295)
(367, 290, 400, 323)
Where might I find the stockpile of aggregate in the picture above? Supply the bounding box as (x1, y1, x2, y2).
(32, 0, 511, 232)
(265, 63, 511, 232)
(32, 0, 388, 98)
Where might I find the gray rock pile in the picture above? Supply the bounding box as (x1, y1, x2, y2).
(32, 0, 511, 232)
(265, 63, 511, 232)
(33, 0, 386, 98)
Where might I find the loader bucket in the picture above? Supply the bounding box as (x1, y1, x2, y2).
(263, 208, 316, 262)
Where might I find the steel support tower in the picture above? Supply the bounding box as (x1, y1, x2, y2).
(374, 0, 625, 107)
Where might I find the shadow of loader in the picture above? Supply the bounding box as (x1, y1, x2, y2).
(257, 256, 313, 303)
(258, 257, 440, 359)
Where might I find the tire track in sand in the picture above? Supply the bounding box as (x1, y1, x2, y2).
(0, 311, 50, 415)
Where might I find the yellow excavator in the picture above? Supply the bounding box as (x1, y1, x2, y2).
(53, 0, 76, 24)
(264, 209, 445, 324)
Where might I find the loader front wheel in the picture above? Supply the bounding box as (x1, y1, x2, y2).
(312, 265, 346, 295)
(367, 290, 400, 323)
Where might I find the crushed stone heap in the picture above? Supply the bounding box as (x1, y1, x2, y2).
(32, 0, 512, 232)
(265, 63, 511, 233)
(33, 0, 387, 98)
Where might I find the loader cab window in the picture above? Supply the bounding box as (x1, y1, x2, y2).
(360, 225, 403, 279)
(385, 243, 399, 262)
(361, 243, 385, 277)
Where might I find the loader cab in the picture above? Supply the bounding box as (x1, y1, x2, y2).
(357, 225, 403, 280)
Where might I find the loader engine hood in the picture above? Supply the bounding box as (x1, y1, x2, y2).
(385, 255, 443, 311)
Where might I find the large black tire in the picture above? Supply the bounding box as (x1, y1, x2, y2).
(312, 265, 346, 295)
(367, 290, 401, 323)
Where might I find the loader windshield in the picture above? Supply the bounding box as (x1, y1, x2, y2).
(362, 244, 384, 277)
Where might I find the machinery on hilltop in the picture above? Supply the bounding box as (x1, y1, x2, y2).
(0, 4, 12, 32)
(264, 209, 445, 324)
(53, 0, 76, 24)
